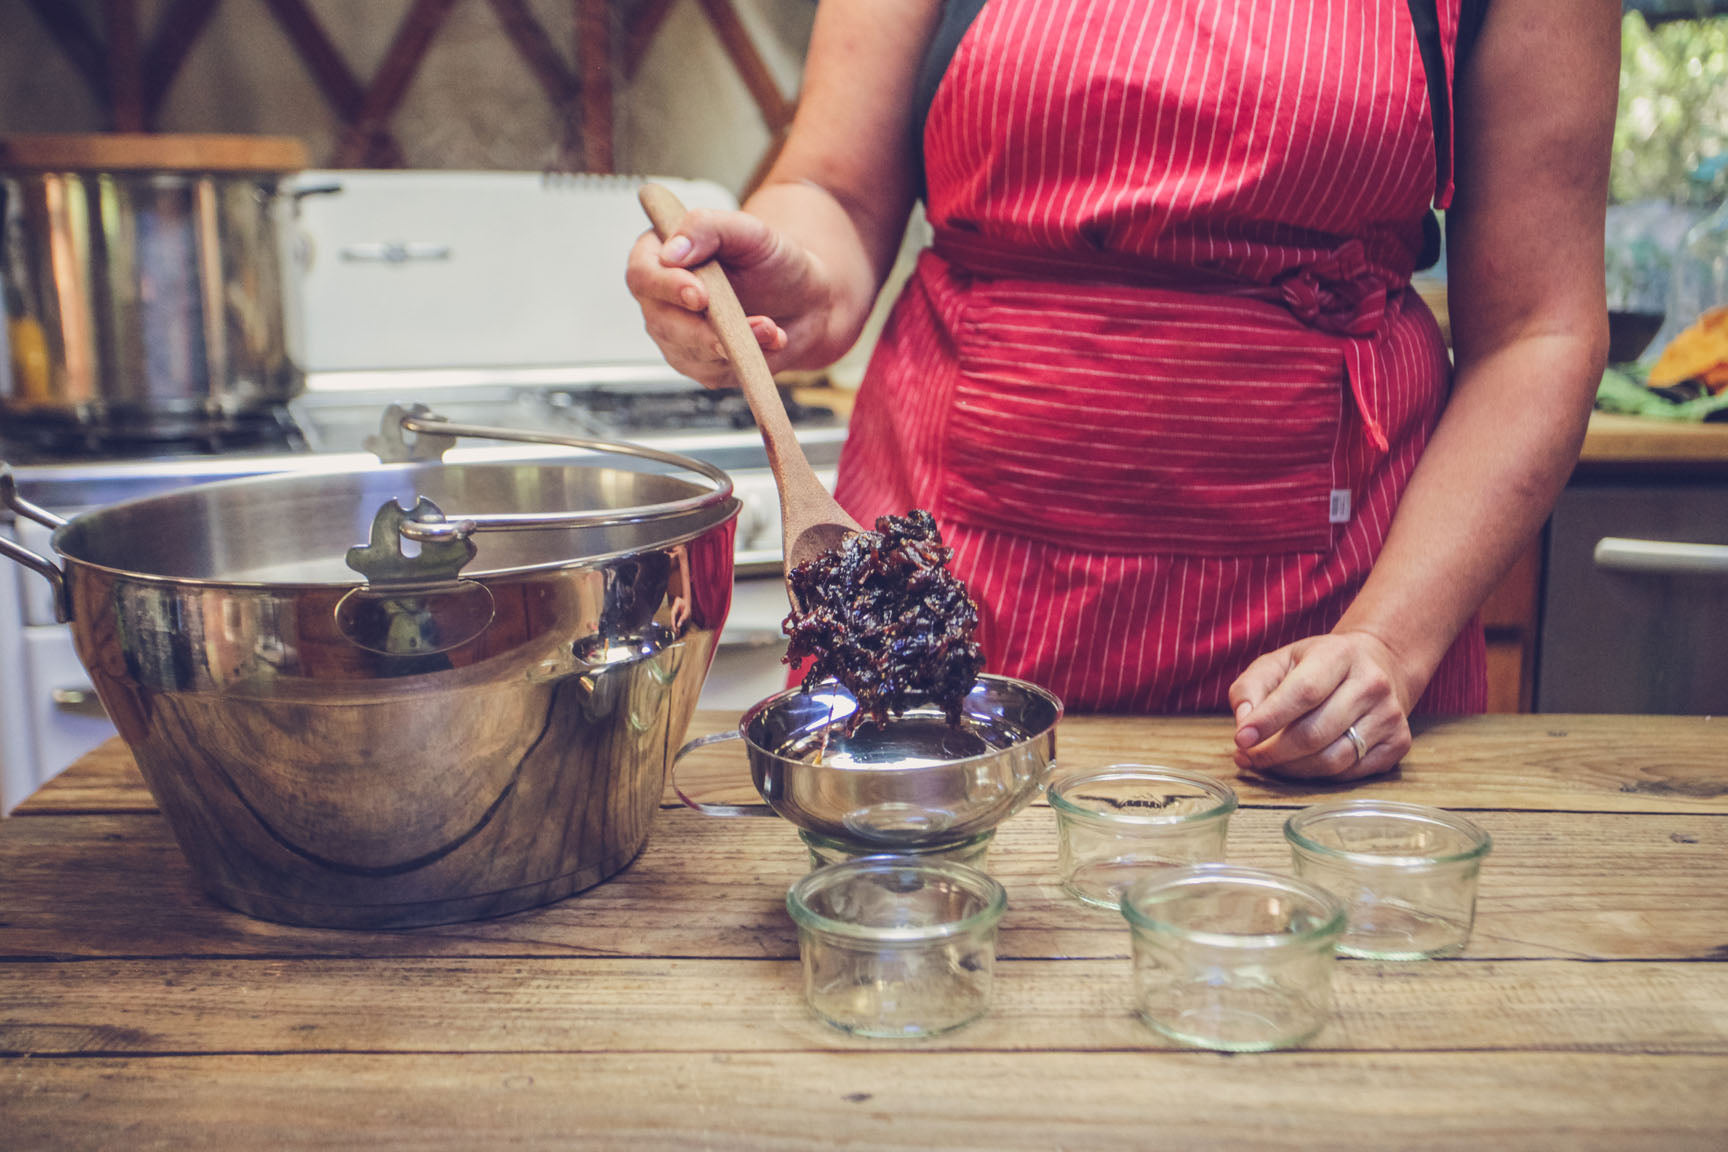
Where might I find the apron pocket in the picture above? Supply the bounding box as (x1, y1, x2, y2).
(936, 280, 1344, 556)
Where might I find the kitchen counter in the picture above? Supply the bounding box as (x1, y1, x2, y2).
(1579, 411, 1728, 472)
(3, 713, 1727, 1149)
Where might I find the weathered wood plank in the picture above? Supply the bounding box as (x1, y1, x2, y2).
(3, 956, 1723, 1057)
(1037, 712, 1728, 812)
(3, 1052, 1725, 1151)
(18, 713, 1728, 817)
(11, 740, 154, 814)
(3, 807, 1723, 962)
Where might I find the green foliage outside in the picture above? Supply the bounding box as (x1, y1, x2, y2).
(1614, 10, 1728, 204)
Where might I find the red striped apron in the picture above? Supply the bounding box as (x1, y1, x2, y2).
(833, 0, 1486, 714)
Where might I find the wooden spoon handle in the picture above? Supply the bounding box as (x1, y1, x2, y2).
(637, 183, 816, 488)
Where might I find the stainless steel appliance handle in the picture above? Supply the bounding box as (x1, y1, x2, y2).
(0, 467, 70, 622)
(370, 405, 736, 543)
(338, 241, 452, 264)
(51, 686, 107, 719)
(1594, 536, 1728, 576)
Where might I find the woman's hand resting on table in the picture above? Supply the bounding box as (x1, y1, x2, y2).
(626, 207, 834, 389)
(1228, 630, 1418, 781)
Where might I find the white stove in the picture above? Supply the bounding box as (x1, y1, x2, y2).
(0, 171, 847, 812)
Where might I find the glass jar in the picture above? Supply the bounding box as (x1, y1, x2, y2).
(1047, 765, 1236, 910)
(1121, 865, 1346, 1052)
(1284, 799, 1492, 960)
(786, 858, 1007, 1038)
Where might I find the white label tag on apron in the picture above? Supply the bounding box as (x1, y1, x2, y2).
(1329, 489, 1352, 524)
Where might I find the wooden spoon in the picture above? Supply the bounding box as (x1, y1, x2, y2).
(639, 182, 862, 581)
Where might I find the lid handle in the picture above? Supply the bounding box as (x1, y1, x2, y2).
(362, 404, 737, 543)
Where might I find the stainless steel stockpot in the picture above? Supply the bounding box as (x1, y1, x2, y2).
(0, 412, 740, 928)
(1, 134, 307, 436)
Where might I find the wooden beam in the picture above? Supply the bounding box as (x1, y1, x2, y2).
(106, 0, 145, 131)
(577, 0, 613, 172)
(261, 0, 405, 167)
(741, 125, 789, 200)
(485, 0, 575, 105)
(693, 0, 794, 133)
(22, 0, 107, 108)
(623, 0, 676, 80)
(142, 0, 222, 126)
(261, 0, 365, 116)
(333, 0, 462, 168)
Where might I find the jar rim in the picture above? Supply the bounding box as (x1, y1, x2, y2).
(1283, 799, 1492, 867)
(786, 857, 1007, 943)
(1119, 864, 1346, 948)
(1047, 764, 1237, 827)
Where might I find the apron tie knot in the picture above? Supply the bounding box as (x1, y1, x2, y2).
(1275, 240, 1398, 338)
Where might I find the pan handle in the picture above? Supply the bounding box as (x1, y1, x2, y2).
(0, 466, 67, 529)
(671, 729, 776, 818)
(0, 466, 69, 622)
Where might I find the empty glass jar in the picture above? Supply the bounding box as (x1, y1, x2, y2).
(1047, 765, 1236, 909)
(1284, 799, 1492, 960)
(1121, 864, 1346, 1052)
(786, 858, 1007, 1038)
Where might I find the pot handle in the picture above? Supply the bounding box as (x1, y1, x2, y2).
(0, 467, 69, 622)
(671, 729, 776, 818)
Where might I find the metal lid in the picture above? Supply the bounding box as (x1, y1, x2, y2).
(0, 133, 309, 174)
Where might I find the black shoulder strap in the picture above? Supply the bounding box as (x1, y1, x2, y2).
(1406, 0, 1491, 193)
(1404, 0, 1450, 197)
(1460, 0, 1490, 64)
(913, 0, 992, 202)
(1407, 0, 1490, 267)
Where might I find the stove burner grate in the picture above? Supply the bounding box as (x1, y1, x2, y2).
(546, 386, 839, 435)
(0, 405, 308, 463)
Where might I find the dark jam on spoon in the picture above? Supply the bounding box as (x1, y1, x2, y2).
(783, 509, 985, 733)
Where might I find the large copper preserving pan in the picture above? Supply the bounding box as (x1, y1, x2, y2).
(0, 409, 740, 927)
(0, 133, 307, 439)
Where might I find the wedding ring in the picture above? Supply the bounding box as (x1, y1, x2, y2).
(1344, 724, 1368, 766)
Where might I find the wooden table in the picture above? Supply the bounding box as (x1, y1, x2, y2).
(3, 713, 1727, 1149)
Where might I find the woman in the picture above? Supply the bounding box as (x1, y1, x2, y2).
(627, 0, 1618, 780)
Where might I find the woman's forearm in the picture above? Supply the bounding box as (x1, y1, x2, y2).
(1338, 0, 1621, 700)
(739, 178, 904, 368)
(732, 0, 940, 370)
(1335, 327, 1602, 696)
